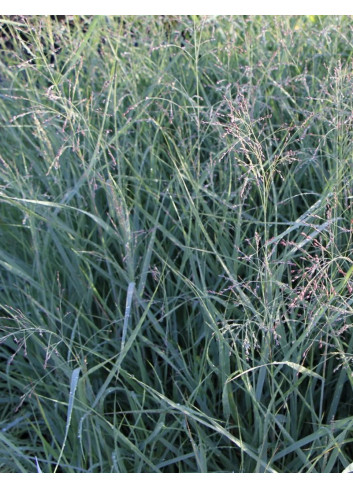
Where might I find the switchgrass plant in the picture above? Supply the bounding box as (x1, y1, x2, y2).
(1, 15, 353, 473)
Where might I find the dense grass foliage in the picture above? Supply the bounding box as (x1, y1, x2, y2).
(1, 15, 353, 473)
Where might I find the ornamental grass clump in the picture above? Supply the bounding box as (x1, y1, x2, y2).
(0, 15, 353, 472)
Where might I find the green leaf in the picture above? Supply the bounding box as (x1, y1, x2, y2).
(54, 367, 81, 473)
(342, 462, 353, 473)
